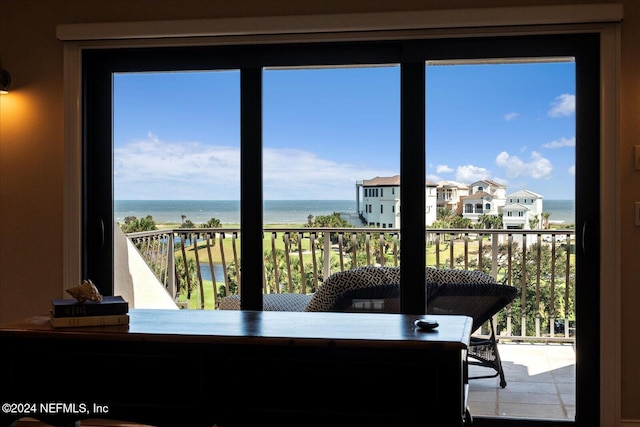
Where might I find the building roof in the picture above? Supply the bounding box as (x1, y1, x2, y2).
(363, 175, 400, 187)
(362, 175, 437, 187)
(437, 180, 468, 189)
(461, 191, 493, 201)
(506, 189, 544, 199)
(471, 179, 506, 188)
(504, 203, 530, 211)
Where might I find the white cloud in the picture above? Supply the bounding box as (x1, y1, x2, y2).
(147, 131, 160, 143)
(114, 137, 241, 199)
(262, 147, 390, 199)
(548, 94, 575, 117)
(436, 164, 453, 173)
(455, 165, 492, 183)
(504, 112, 519, 121)
(495, 150, 553, 180)
(114, 135, 395, 199)
(543, 136, 575, 149)
(491, 176, 509, 186)
(568, 165, 575, 176)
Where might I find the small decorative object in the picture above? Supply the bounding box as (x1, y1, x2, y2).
(66, 279, 103, 303)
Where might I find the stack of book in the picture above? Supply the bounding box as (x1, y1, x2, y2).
(49, 295, 129, 328)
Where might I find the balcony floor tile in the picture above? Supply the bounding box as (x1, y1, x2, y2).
(468, 342, 575, 421)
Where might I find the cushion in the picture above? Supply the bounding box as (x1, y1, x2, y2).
(329, 283, 402, 312)
(425, 268, 498, 285)
(219, 293, 313, 311)
(305, 266, 498, 313)
(305, 266, 402, 312)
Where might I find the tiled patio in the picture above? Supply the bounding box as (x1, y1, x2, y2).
(468, 342, 576, 421)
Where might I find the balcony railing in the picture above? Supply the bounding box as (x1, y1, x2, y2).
(127, 227, 575, 343)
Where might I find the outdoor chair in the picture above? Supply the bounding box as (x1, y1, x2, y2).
(305, 265, 499, 313)
(304, 265, 405, 312)
(309, 266, 518, 388)
(220, 265, 405, 312)
(219, 265, 517, 387)
(426, 281, 518, 388)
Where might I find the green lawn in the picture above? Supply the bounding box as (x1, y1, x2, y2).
(177, 229, 524, 273)
(176, 278, 218, 309)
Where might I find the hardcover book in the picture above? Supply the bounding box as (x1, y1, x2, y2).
(51, 295, 128, 317)
(49, 312, 130, 328)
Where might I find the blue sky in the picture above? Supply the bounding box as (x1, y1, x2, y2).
(113, 60, 575, 200)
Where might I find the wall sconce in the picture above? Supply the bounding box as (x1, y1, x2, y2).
(0, 69, 11, 94)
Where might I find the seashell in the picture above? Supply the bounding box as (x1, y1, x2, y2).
(66, 279, 103, 303)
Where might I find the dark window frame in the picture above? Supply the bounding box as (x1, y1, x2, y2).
(82, 33, 600, 426)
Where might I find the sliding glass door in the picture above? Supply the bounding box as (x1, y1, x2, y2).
(83, 33, 599, 425)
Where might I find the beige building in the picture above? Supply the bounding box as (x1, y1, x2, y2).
(461, 179, 507, 223)
(436, 180, 469, 215)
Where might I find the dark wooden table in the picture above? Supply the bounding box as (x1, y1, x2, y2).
(0, 309, 472, 427)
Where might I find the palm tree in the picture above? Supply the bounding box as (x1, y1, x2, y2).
(541, 212, 552, 229)
(529, 214, 540, 230)
(202, 217, 222, 228)
(432, 207, 458, 229)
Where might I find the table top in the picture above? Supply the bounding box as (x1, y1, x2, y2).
(0, 309, 472, 350)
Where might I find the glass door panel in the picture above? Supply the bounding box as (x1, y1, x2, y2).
(426, 59, 576, 420)
(262, 65, 400, 307)
(113, 70, 241, 310)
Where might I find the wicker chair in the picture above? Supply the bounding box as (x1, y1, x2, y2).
(313, 266, 518, 388)
(219, 266, 517, 387)
(426, 282, 518, 388)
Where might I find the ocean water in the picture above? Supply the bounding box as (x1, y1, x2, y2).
(543, 199, 575, 224)
(115, 199, 575, 225)
(115, 200, 358, 225)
